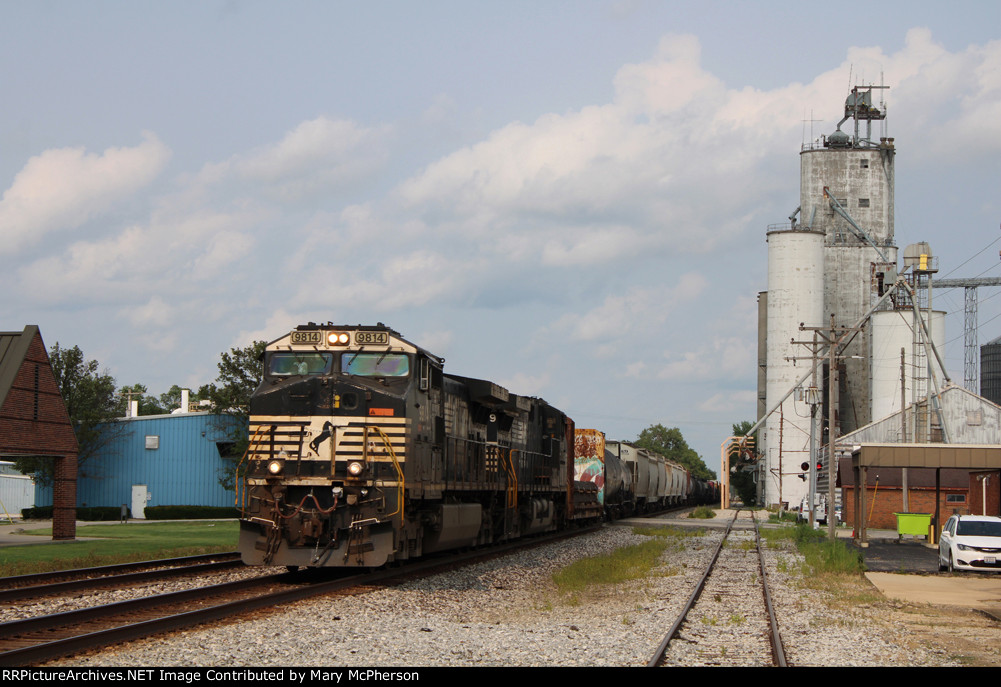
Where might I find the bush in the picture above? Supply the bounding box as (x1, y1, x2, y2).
(553, 538, 669, 592)
(143, 506, 240, 520)
(21, 505, 238, 521)
(768, 509, 799, 523)
(762, 523, 864, 575)
(688, 505, 716, 519)
(21, 506, 129, 521)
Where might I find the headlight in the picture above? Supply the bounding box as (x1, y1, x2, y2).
(267, 461, 283, 475)
(327, 332, 350, 345)
(347, 461, 365, 476)
(957, 543, 972, 551)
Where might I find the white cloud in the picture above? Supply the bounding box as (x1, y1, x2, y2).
(885, 30, 1001, 159)
(299, 250, 474, 311)
(193, 117, 391, 203)
(540, 225, 651, 266)
(554, 272, 709, 344)
(414, 329, 454, 358)
(16, 206, 262, 305)
(394, 34, 809, 261)
(124, 296, 181, 352)
(612, 34, 723, 116)
(656, 336, 756, 382)
(422, 94, 458, 124)
(126, 295, 176, 329)
(0, 132, 170, 255)
(498, 371, 552, 397)
(235, 309, 314, 349)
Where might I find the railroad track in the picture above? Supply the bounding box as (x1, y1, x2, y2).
(0, 553, 243, 604)
(1, 526, 598, 666)
(648, 509, 787, 667)
(0, 569, 362, 666)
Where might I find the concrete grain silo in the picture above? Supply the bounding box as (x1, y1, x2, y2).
(762, 228, 825, 507)
(870, 308, 945, 427)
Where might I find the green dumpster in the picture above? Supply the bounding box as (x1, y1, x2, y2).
(894, 512, 931, 541)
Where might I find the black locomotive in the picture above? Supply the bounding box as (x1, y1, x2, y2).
(238, 323, 579, 568)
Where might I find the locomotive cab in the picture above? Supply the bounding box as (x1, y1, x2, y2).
(238, 324, 442, 568)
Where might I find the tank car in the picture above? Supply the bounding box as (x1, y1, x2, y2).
(237, 323, 574, 569)
(574, 429, 633, 519)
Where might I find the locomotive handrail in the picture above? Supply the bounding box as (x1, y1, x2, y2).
(234, 424, 269, 513)
(505, 449, 518, 508)
(368, 425, 405, 524)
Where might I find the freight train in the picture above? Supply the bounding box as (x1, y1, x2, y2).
(237, 323, 717, 569)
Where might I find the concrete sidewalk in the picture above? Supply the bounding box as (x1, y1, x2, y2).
(0, 519, 134, 546)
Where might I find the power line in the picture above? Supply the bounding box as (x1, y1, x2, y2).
(940, 232, 1001, 280)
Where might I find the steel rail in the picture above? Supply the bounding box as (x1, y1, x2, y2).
(0, 559, 243, 604)
(0, 552, 240, 589)
(753, 512, 788, 667)
(647, 509, 738, 667)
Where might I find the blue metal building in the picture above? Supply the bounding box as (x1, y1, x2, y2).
(35, 412, 241, 518)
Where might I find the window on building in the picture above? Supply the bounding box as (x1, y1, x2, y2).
(860, 159, 869, 169)
(858, 198, 870, 208)
(145, 435, 160, 450)
(946, 494, 966, 504)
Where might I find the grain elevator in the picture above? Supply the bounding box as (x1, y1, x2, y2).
(760, 86, 908, 508)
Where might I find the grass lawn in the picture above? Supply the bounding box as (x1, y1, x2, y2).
(0, 521, 239, 577)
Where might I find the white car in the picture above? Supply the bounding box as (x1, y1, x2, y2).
(939, 515, 1001, 573)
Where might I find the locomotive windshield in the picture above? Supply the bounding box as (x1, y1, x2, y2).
(341, 352, 410, 377)
(268, 352, 334, 376)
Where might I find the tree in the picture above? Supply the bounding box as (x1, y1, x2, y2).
(201, 341, 268, 489)
(729, 420, 759, 506)
(14, 343, 120, 485)
(116, 383, 169, 416)
(157, 384, 205, 414)
(635, 424, 716, 480)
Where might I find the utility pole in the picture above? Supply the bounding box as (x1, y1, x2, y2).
(788, 329, 824, 526)
(796, 315, 862, 541)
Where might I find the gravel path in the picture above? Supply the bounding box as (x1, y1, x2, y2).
(41, 519, 959, 667)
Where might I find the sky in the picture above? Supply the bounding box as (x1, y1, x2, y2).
(3, 1, 1001, 474)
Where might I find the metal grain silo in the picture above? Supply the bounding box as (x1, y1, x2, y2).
(981, 335, 1001, 406)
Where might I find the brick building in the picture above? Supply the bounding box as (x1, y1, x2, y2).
(0, 326, 79, 538)
(838, 463, 989, 531)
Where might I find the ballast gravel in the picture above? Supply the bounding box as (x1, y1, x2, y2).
(42, 519, 957, 668)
